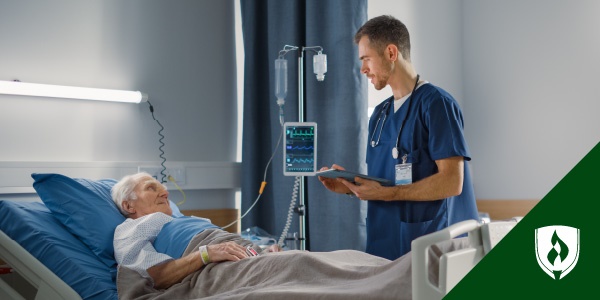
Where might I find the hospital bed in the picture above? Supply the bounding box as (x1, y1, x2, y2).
(0, 174, 520, 300)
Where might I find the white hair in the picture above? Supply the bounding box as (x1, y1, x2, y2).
(112, 172, 152, 216)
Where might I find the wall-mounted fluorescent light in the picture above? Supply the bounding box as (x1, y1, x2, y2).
(0, 80, 148, 103)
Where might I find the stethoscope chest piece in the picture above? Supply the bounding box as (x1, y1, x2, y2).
(392, 147, 399, 159)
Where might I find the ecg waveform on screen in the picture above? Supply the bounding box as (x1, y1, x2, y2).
(289, 128, 314, 139)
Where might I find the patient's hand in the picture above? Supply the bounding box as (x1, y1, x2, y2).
(208, 241, 248, 262)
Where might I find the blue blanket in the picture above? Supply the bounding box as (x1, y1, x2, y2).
(153, 216, 219, 259)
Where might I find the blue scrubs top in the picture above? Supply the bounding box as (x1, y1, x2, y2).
(366, 83, 478, 260)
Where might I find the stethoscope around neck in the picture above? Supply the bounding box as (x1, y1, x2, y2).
(369, 74, 420, 160)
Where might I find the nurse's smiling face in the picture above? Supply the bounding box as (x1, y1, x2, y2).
(358, 36, 393, 91)
(124, 175, 172, 219)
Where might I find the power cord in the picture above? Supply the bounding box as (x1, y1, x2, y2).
(147, 100, 167, 183)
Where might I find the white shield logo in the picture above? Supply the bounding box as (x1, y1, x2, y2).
(535, 226, 580, 280)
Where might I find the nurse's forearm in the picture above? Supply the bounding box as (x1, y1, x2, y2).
(385, 157, 464, 201)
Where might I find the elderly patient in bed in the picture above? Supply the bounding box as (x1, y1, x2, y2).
(112, 172, 468, 300)
(112, 172, 282, 289)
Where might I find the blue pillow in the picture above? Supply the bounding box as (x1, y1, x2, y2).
(154, 216, 218, 258)
(0, 200, 118, 300)
(31, 173, 185, 271)
(32, 173, 123, 270)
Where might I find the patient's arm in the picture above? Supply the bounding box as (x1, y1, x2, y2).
(147, 251, 203, 289)
(148, 241, 249, 289)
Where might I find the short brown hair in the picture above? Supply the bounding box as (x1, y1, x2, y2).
(354, 15, 411, 61)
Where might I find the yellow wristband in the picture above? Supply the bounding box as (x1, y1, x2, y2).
(199, 245, 211, 264)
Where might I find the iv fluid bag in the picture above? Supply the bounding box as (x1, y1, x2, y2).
(313, 53, 327, 81)
(275, 58, 288, 100)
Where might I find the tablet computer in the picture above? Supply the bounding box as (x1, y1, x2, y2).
(316, 169, 394, 186)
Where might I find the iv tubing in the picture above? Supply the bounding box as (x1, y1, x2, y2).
(221, 124, 284, 230)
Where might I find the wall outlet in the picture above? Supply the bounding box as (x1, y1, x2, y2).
(138, 166, 186, 186)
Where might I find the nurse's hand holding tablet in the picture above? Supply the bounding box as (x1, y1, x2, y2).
(317, 165, 393, 200)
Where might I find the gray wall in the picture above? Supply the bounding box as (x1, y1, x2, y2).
(368, 0, 600, 200)
(0, 0, 238, 208)
(462, 0, 600, 199)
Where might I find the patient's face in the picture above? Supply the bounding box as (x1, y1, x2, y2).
(129, 175, 173, 218)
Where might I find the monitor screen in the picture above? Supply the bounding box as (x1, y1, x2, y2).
(283, 122, 317, 176)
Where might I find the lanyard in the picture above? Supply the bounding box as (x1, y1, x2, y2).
(392, 74, 420, 160)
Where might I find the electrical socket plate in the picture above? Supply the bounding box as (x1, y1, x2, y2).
(138, 166, 186, 186)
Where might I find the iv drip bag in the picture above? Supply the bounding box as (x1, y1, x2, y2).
(313, 53, 327, 81)
(275, 58, 288, 100)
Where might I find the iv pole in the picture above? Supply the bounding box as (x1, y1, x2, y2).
(277, 45, 326, 251)
(297, 48, 307, 251)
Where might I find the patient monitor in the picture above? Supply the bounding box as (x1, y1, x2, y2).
(283, 122, 317, 176)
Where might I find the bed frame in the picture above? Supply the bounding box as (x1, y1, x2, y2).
(0, 230, 82, 300)
(412, 219, 519, 300)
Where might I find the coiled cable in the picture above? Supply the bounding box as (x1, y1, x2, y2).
(147, 100, 167, 183)
(277, 175, 300, 248)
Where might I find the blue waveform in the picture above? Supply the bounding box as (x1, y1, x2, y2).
(291, 145, 313, 150)
(289, 158, 314, 164)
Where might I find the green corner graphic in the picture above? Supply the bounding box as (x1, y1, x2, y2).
(445, 141, 599, 299)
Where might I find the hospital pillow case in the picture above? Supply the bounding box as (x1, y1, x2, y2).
(31, 173, 184, 272)
(0, 200, 118, 300)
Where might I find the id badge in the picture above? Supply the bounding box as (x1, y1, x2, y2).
(395, 154, 412, 185)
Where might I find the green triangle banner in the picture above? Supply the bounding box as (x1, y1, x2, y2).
(446, 141, 599, 299)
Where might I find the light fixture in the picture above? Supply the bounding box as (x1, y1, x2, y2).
(0, 80, 147, 103)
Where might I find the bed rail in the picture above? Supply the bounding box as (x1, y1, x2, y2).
(0, 230, 82, 300)
(411, 220, 482, 300)
(412, 219, 519, 300)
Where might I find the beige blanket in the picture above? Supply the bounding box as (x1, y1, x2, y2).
(117, 229, 467, 300)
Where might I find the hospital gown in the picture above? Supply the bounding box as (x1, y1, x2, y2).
(113, 212, 174, 282)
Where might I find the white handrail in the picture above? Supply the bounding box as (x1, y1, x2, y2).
(411, 219, 480, 300)
(0, 230, 82, 300)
